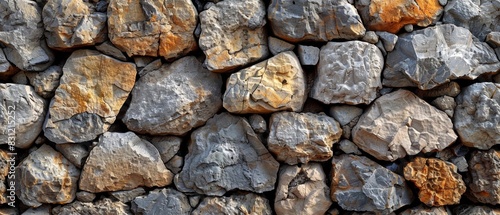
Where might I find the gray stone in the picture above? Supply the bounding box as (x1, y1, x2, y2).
(297, 45, 320, 66)
(123, 56, 222, 136)
(132, 188, 191, 215)
(249, 114, 267, 133)
(0, 84, 47, 149)
(404, 24, 414, 32)
(52, 198, 132, 215)
(450, 156, 468, 172)
(331, 154, 413, 213)
(454, 205, 500, 215)
(383, 24, 500, 90)
(467, 149, 500, 204)
(165, 155, 184, 174)
(138, 59, 162, 77)
(21, 205, 51, 215)
(11, 71, 30, 85)
(339, 139, 362, 155)
(415, 81, 461, 98)
(329, 105, 363, 126)
(268, 36, 295, 55)
(375, 31, 398, 52)
(431, 96, 456, 117)
(375, 40, 387, 56)
(192, 192, 272, 215)
(268, 0, 365, 42)
(133, 56, 155, 68)
(454, 82, 500, 149)
(400, 205, 451, 215)
(487, 32, 500, 48)
(268, 112, 342, 165)
(0, 208, 18, 215)
(26, 65, 62, 99)
(311, 41, 384, 105)
(55, 143, 89, 168)
(0, 49, 17, 80)
(362, 31, 379, 44)
(76, 191, 96, 202)
(175, 113, 279, 196)
(143, 136, 181, 163)
(189, 196, 201, 208)
(439, 0, 448, 6)
(96, 41, 127, 61)
(110, 188, 146, 203)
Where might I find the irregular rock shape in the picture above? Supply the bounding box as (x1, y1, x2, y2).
(275, 163, 332, 215)
(404, 157, 466, 206)
(268, 112, 342, 164)
(55, 143, 89, 168)
(0, 0, 54, 71)
(383, 24, 500, 90)
(108, 0, 198, 59)
(132, 188, 191, 215)
(53, 198, 131, 215)
(192, 192, 272, 215)
(355, 0, 443, 33)
(268, 0, 365, 42)
(400, 205, 451, 215)
(42, 0, 107, 50)
(79, 132, 173, 193)
(223, 51, 306, 114)
(26, 65, 62, 99)
(0, 84, 47, 149)
(199, 0, 268, 72)
(454, 205, 500, 215)
(454, 82, 500, 149)
(16, 145, 80, 207)
(311, 41, 384, 105)
(175, 113, 279, 196)
(330, 154, 413, 213)
(0, 150, 10, 204)
(43, 50, 136, 143)
(268, 36, 295, 56)
(352, 90, 457, 161)
(123, 56, 222, 136)
(111, 188, 145, 203)
(0, 49, 17, 80)
(467, 149, 500, 204)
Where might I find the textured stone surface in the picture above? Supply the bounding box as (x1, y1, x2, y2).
(199, 0, 268, 72)
(268, 112, 342, 165)
(275, 163, 332, 215)
(400, 205, 450, 215)
(146, 136, 181, 163)
(454, 82, 500, 149)
(330, 154, 413, 213)
(42, 0, 107, 50)
(0, 84, 47, 149)
(416, 81, 461, 98)
(26, 65, 62, 99)
(0, 150, 10, 205)
(431, 96, 456, 117)
(79, 132, 173, 193)
(0, 49, 17, 80)
(21, 204, 51, 215)
(53, 198, 132, 215)
(192, 192, 272, 215)
(329, 105, 363, 126)
(108, 0, 198, 59)
(467, 149, 500, 204)
(175, 113, 279, 196)
(383, 24, 500, 90)
(249, 114, 267, 133)
(76, 191, 96, 202)
(16, 145, 80, 207)
(268, 0, 365, 42)
(123, 56, 222, 136)
(55, 143, 89, 168)
(297, 45, 320, 66)
(223, 51, 306, 114)
(487, 32, 500, 48)
(132, 188, 191, 215)
(311, 41, 384, 105)
(268, 36, 295, 56)
(404, 157, 466, 206)
(362, 31, 379, 44)
(356, 0, 443, 33)
(375, 31, 398, 52)
(110, 188, 145, 203)
(166, 155, 183, 174)
(44, 50, 136, 143)
(454, 205, 500, 215)
(96, 41, 127, 61)
(339, 139, 362, 155)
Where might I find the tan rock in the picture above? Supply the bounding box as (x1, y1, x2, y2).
(43, 49, 136, 143)
(223, 51, 306, 114)
(192, 192, 272, 215)
(108, 0, 198, 59)
(0, 150, 10, 204)
(404, 157, 466, 206)
(467, 149, 500, 204)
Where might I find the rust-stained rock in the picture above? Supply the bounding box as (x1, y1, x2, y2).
(0, 150, 10, 204)
(467, 149, 500, 204)
(404, 157, 466, 206)
(192, 192, 272, 215)
(43, 50, 136, 144)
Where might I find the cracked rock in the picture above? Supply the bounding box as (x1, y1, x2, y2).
(339, 139, 362, 155)
(415, 81, 461, 98)
(467, 149, 500, 204)
(375, 31, 398, 52)
(132, 188, 191, 215)
(52, 198, 132, 215)
(192, 192, 272, 215)
(26, 65, 62, 99)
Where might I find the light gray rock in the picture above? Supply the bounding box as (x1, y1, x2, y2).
(0, 0, 54, 71)
(165, 155, 184, 174)
(454, 82, 500, 149)
(0, 84, 47, 149)
(339, 139, 362, 155)
(311, 41, 384, 105)
(329, 105, 363, 126)
(431, 96, 456, 117)
(454, 205, 500, 215)
(439, 0, 448, 6)
(297, 45, 320, 66)
(123, 56, 222, 136)
(189, 196, 201, 208)
(21, 205, 51, 215)
(275, 163, 332, 215)
(76, 191, 96, 202)
(383, 24, 500, 90)
(52, 198, 132, 215)
(132, 188, 191, 215)
(268, 0, 365, 42)
(331, 154, 413, 213)
(192, 192, 272, 215)
(249, 114, 267, 133)
(375, 31, 398, 52)
(268, 36, 295, 56)
(450, 156, 467, 172)
(375, 40, 387, 56)
(404, 24, 414, 32)
(55, 143, 89, 168)
(79, 132, 173, 193)
(143, 136, 181, 163)
(400, 205, 451, 215)
(0, 49, 17, 80)
(268, 112, 342, 165)
(110, 188, 146, 203)
(362, 31, 379, 44)
(11, 71, 30, 85)
(96, 41, 127, 61)
(352, 90, 457, 161)
(486, 32, 500, 48)
(16, 145, 80, 207)
(133, 56, 155, 68)
(175, 113, 279, 196)
(199, 0, 268, 72)
(138, 59, 162, 77)
(26, 65, 62, 99)
(467, 149, 500, 204)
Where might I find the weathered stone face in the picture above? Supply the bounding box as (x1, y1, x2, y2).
(132, 188, 191, 215)
(52, 198, 132, 215)
(467, 149, 500, 204)
(192, 192, 272, 215)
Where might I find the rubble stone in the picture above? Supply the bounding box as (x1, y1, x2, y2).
(132, 188, 191, 215)
(192, 192, 272, 215)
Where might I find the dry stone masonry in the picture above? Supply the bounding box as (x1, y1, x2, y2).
(1, 0, 499, 214)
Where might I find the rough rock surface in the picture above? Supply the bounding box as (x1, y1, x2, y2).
(0, 50, 17, 80)
(330, 154, 413, 213)
(431, 96, 456, 117)
(467, 149, 500, 204)
(275, 163, 332, 215)
(79, 132, 173, 193)
(146, 136, 181, 163)
(123, 56, 222, 136)
(454, 82, 500, 149)
(175, 113, 279, 196)
(383, 24, 500, 90)
(404, 157, 466, 206)
(267, 112, 342, 164)
(43, 50, 136, 143)
(0, 84, 47, 149)
(26, 65, 62, 99)
(0, 150, 10, 204)
(268, 36, 295, 56)
(329, 105, 364, 139)
(0, 0, 54, 71)
(268, 0, 365, 42)
(76, 191, 96, 202)
(355, 0, 443, 33)
(110, 188, 145, 203)
(16, 145, 80, 207)
(400, 205, 450, 215)
(53, 198, 131, 215)
(96, 41, 127, 61)
(454, 205, 500, 215)
(416, 81, 461, 98)
(132, 188, 191, 215)
(55, 143, 89, 168)
(223, 51, 306, 114)
(297, 45, 320, 66)
(107, 0, 198, 59)
(42, 0, 107, 50)
(249, 114, 267, 133)
(192, 192, 272, 215)
(352, 90, 457, 161)
(199, 0, 268, 72)
(311, 41, 384, 105)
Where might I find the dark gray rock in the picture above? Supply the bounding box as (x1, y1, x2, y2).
(52, 198, 132, 215)
(96, 41, 127, 61)
(268, 36, 295, 56)
(110, 188, 146, 203)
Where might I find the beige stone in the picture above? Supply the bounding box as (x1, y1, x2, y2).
(192, 192, 272, 215)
